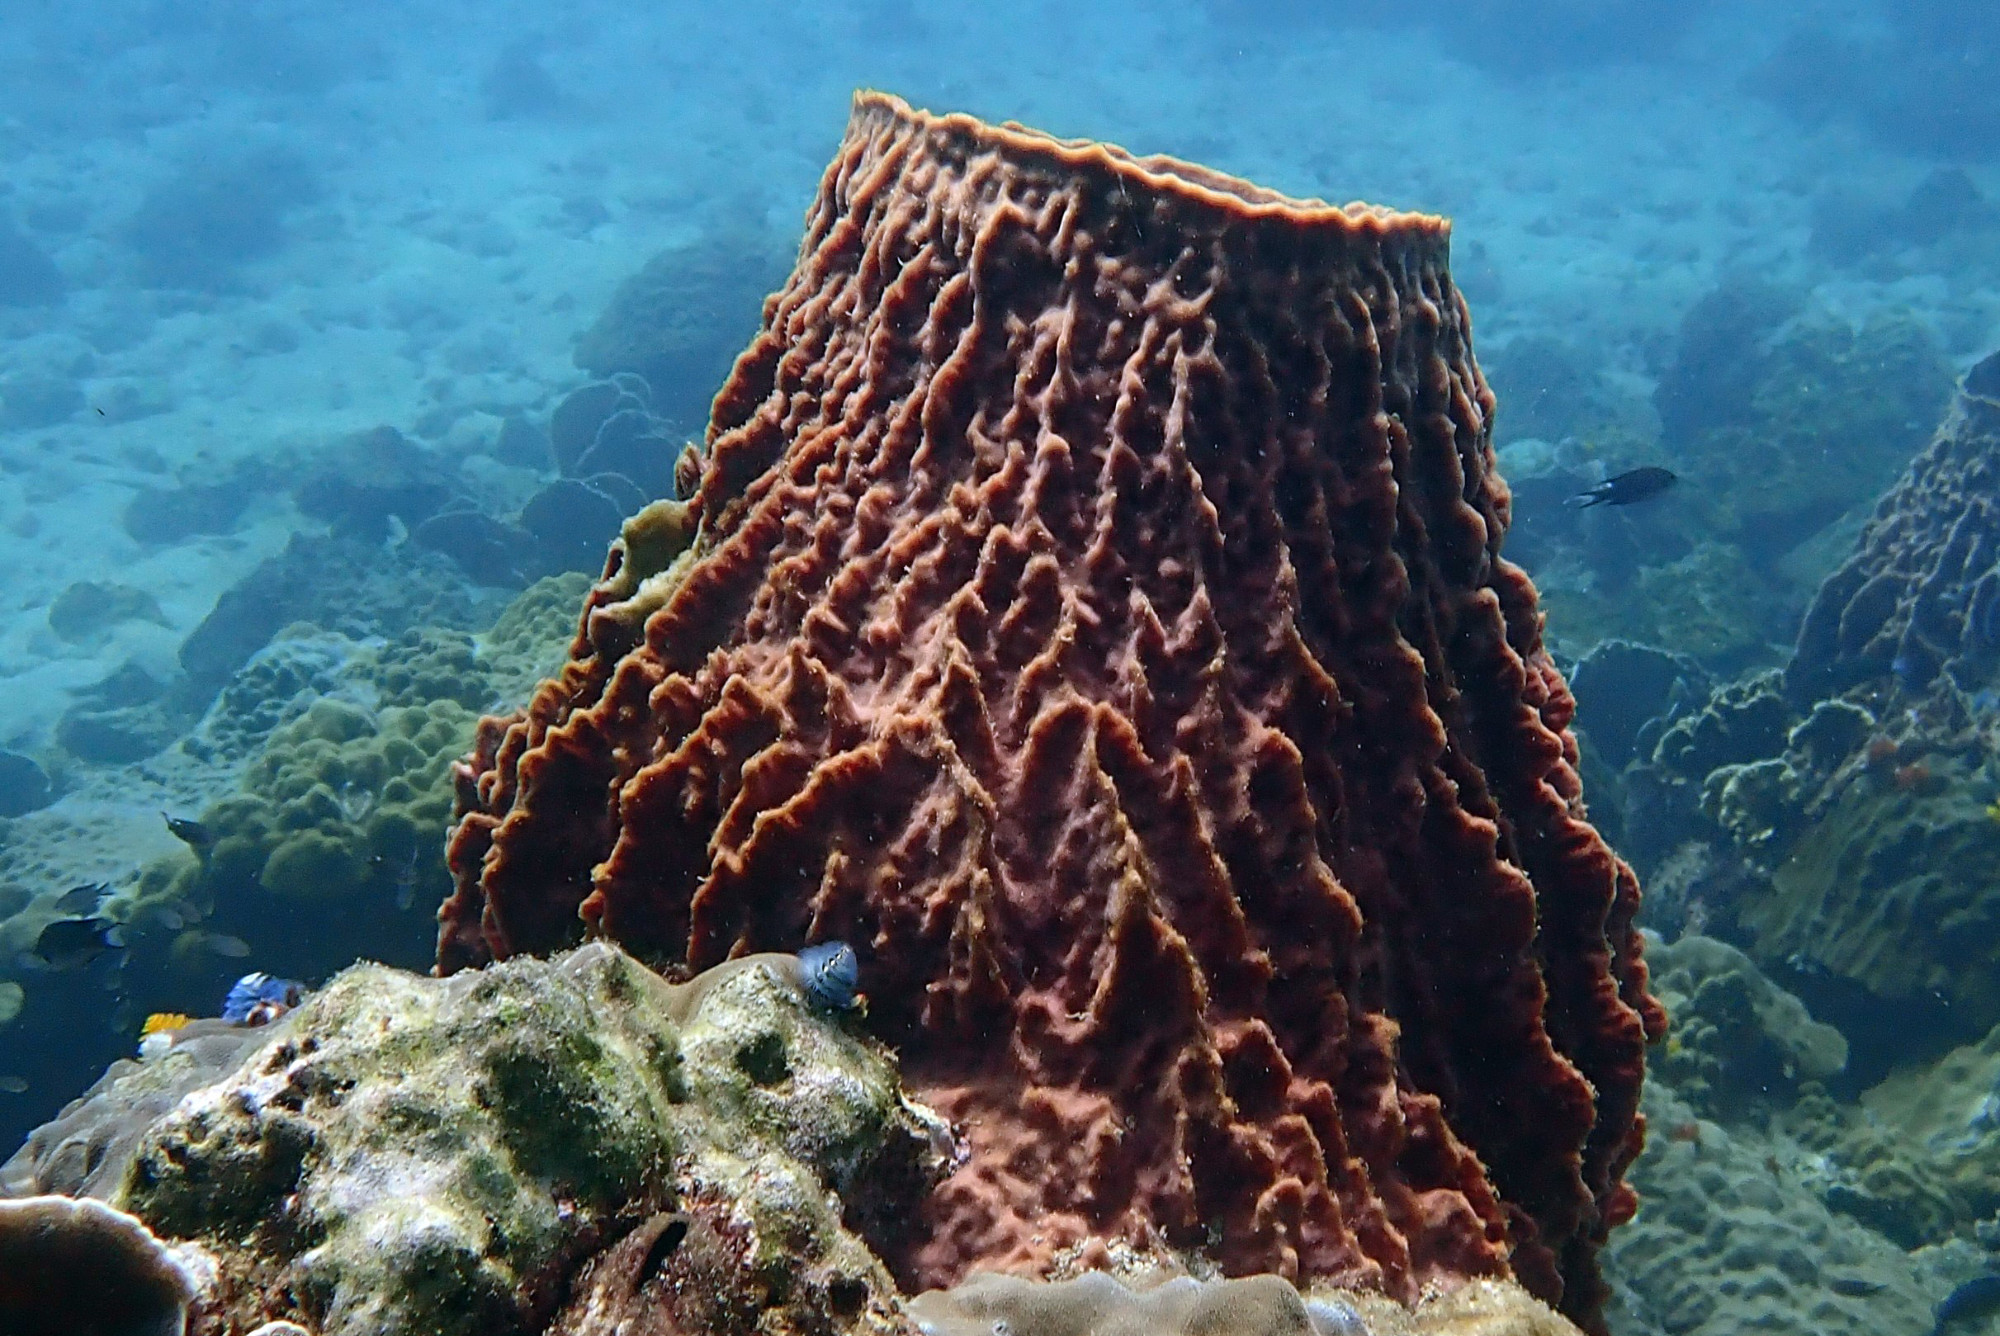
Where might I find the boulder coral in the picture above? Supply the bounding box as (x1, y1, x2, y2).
(439, 92, 1662, 1329)
(139, 696, 470, 983)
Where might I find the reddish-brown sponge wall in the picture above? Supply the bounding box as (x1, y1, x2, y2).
(439, 91, 1663, 1333)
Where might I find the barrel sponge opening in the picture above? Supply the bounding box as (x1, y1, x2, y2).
(0, 1194, 199, 1336)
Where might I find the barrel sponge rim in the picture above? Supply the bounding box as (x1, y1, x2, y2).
(850, 88, 1451, 240)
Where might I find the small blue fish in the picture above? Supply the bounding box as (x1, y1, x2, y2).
(33, 916, 124, 972)
(794, 941, 860, 1012)
(222, 972, 304, 1025)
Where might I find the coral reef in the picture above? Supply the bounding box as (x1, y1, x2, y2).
(1588, 936, 1961, 1336)
(1782, 1020, 2000, 1249)
(146, 696, 470, 970)
(440, 92, 1662, 1327)
(1643, 933, 1846, 1120)
(1742, 746, 2000, 1038)
(175, 531, 499, 713)
(1566, 640, 1709, 773)
(1604, 1080, 1937, 1336)
(1598, 356, 2000, 1054)
(111, 576, 594, 1006)
(6, 943, 944, 1336)
(1514, 298, 1949, 677)
(1789, 350, 2000, 701)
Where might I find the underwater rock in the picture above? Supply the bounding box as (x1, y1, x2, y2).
(0, 368, 83, 431)
(46, 580, 171, 644)
(1901, 167, 1996, 247)
(543, 375, 685, 500)
(573, 405, 680, 499)
(1653, 278, 1800, 447)
(178, 531, 493, 707)
(1682, 310, 1948, 569)
(0, 1194, 208, 1336)
(1754, 11, 2000, 160)
(1482, 335, 1611, 445)
(548, 379, 635, 475)
(122, 144, 323, 291)
(480, 39, 569, 121)
(122, 476, 255, 546)
(54, 661, 186, 765)
(572, 232, 792, 430)
(11, 943, 945, 1336)
(520, 475, 639, 575)
(442, 92, 1661, 1329)
(293, 424, 457, 541)
(411, 505, 537, 587)
(492, 412, 555, 470)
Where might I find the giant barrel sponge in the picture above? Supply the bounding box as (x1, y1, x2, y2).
(438, 92, 1663, 1333)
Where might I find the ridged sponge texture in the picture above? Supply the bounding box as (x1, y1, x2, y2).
(440, 91, 1662, 1332)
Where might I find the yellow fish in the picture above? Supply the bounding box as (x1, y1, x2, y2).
(139, 1012, 192, 1037)
(1986, 799, 2000, 823)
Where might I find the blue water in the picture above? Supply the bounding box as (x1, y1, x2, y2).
(0, 3, 1997, 1333)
